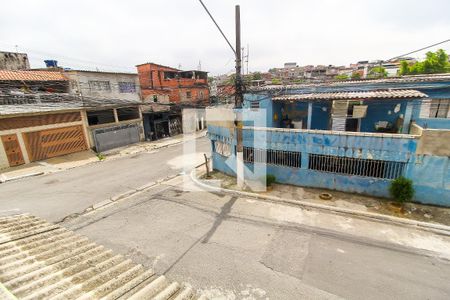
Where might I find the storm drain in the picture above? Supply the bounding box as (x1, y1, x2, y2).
(0, 214, 203, 300)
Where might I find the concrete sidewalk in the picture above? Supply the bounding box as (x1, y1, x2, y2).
(0, 130, 207, 184)
(191, 168, 450, 237)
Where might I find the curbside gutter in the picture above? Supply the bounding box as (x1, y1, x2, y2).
(190, 169, 450, 236)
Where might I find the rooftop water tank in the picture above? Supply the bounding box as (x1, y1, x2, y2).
(44, 60, 58, 68)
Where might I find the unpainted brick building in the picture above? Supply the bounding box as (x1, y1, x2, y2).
(136, 63, 209, 105)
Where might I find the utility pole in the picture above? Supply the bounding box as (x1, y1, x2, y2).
(197, 1, 245, 188)
(234, 5, 244, 188)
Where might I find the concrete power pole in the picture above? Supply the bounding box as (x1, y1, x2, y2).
(197, 1, 245, 188)
(235, 5, 244, 188)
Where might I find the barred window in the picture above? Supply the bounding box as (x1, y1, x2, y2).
(243, 147, 301, 168)
(308, 154, 405, 179)
(88, 80, 111, 91)
(429, 99, 450, 118)
(118, 82, 136, 93)
(250, 101, 260, 109)
(214, 141, 231, 157)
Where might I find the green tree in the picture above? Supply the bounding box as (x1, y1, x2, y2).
(398, 49, 450, 75)
(368, 66, 388, 78)
(334, 74, 349, 80)
(351, 72, 361, 80)
(252, 72, 263, 80)
(271, 78, 282, 85)
(225, 74, 236, 85)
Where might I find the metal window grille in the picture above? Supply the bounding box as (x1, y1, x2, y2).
(308, 154, 405, 179)
(243, 147, 301, 168)
(118, 82, 136, 93)
(214, 141, 231, 157)
(250, 101, 260, 109)
(88, 80, 111, 91)
(429, 99, 450, 118)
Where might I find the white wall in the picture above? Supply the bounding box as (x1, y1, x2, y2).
(65, 71, 141, 101)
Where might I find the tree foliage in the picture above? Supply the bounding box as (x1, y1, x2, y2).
(398, 49, 450, 75)
(351, 72, 361, 80)
(271, 78, 282, 85)
(252, 72, 263, 80)
(334, 74, 349, 80)
(368, 66, 388, 78)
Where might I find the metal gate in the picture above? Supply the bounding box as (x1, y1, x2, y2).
(23, 125, 88, 162)
(93, 123, 140, 153)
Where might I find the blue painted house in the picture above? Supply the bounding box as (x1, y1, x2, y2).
(208, 74, 450, 206)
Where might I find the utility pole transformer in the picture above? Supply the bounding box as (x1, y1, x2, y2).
(235, 5, 244, 188)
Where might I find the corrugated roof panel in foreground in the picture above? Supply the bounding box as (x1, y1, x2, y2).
(0, 214, 202, 300)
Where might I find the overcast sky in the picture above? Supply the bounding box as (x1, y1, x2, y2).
(1, 0, 449, 75)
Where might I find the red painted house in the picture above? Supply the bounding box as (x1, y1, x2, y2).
(136, 62, 209, 105)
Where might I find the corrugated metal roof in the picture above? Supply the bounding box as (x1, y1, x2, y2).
(0, 70, 67, 82)
(273, 89, 428, 101)
(0, 214, 202, 299)
(251, 73, 450, 91)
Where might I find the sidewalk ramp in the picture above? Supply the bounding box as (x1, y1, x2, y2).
(0, 214, 203, 300)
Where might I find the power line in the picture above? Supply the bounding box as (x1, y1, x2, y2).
(197, 0, 236, 55)
(386, 38, 450, 62)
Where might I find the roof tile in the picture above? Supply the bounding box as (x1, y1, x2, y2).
(0, 70, 67, 82)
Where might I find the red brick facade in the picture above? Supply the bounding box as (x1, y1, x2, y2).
(136, 63, 209, 105)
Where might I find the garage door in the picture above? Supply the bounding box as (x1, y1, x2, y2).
(93, 123, 140, 153)
(23, 125, 88, 162)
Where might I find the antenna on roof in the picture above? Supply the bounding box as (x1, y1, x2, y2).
(198, 60, 202, 71)
(14, 45, 18, 53)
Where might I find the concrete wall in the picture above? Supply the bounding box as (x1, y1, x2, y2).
(0, 52, 30, 70)
(65, 71, 141, 101)
(415, 118, 450, 129)
(208, 125, 450, 207)
(415, 127, 450, 157)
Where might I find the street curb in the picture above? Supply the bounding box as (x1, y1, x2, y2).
(190, 169, 450, 236)
(0, 171, 45, 183)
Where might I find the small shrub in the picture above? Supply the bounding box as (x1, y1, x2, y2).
(389, 177, 414, 204)
(97, 153, 106, 161)
(266, 174, 276, 187)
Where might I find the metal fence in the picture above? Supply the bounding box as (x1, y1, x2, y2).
(243, 147, 301, 168)
(308, 154, 405, 179)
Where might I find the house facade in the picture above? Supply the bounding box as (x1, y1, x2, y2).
(64, 70, 141, 102)
(136, 62, 209, 104)
(0, 69, 146, 169)
(207, 74, 450, 207)
(136, 63, 209, 141)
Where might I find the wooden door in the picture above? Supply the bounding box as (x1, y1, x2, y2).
(1, 134, 25, 167)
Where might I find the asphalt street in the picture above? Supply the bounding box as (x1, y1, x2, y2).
(63, 181, 450, 300)
(1, 137, 449, 299)
(0, 137, 210, 222)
